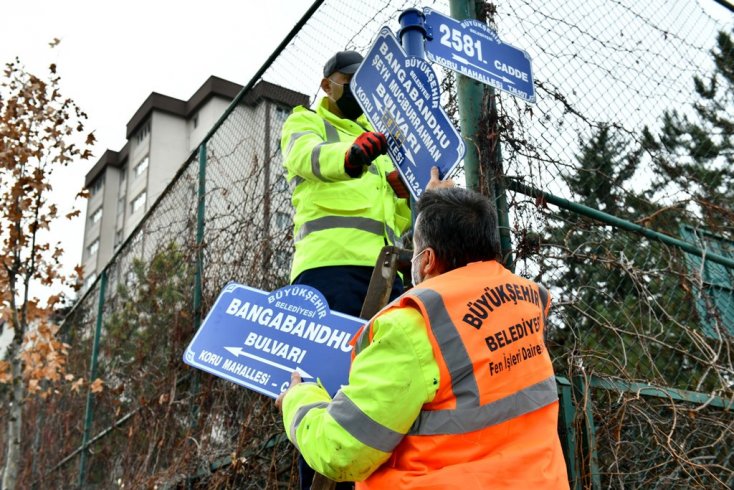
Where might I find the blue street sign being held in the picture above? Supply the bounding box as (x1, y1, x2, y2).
(183, 283, 364, 399)
(423, 8, 536, 103)
(351, 27, 465, 200)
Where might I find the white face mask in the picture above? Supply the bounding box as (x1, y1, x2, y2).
(410, 249, 427, 286)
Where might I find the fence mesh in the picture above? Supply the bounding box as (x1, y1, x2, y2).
(7, 0, 733, 488)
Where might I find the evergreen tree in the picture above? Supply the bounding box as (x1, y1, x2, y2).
(642, 30, 734, 236)
(546, 124, 648, 319)
(563, 124, 643, 216)
(543, 125, 704, 388)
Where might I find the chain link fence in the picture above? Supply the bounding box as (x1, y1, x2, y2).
(7, 0, 732, 487)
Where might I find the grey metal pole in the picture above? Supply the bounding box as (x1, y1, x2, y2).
(449, 0, 483, 193)
(448, 0, 514, 268)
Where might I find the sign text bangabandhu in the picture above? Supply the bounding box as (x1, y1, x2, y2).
(351, 27, 464, 200)
(184, 283, 364, 399)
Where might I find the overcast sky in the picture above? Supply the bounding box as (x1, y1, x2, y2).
(1, 0, 732, 308)
(0, 0, 314, 303)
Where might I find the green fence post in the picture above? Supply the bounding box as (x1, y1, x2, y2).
(78, 270, 107, 488)
(193, 145, 206, 407)
(506, 179, 734, 269)
(572, 374, 601, 489)
(556, 377, 582, 489)
(193, 144, 207, 352)
(486, 92, 514, 270)
(187, 143, 206, 489)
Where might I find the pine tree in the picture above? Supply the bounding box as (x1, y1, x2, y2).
(642, 30, 734, 236)
(543, 125, 704, 387)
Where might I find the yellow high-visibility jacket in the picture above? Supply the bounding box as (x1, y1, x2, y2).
(282, 306, 438, 482)
(280, 98, 411, 282)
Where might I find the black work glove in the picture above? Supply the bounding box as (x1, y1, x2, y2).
(344, 132, 388, 178)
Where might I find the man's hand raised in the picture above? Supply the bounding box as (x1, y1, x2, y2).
(426, 166, 455, 191)
(275, 371, 303, 411)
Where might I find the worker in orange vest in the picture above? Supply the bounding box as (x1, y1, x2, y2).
(277, 187, 569, 489)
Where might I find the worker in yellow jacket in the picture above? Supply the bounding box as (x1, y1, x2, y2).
(280, 49, 412, 490)
(281, 50, 411, 311)
(277, 187, 569, 489)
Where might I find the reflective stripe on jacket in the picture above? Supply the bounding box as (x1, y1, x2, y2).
(280, 98, 411, 282)
(353, 260, 569, 489)
(281, 307, 438, 482)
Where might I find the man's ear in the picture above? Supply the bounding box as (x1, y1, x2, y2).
(320, 78, 332, 97)
(423, 247, 441, 278)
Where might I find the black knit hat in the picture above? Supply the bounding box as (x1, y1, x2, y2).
(323, 50, 363, 77)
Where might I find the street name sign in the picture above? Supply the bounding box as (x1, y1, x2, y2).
(351, 27, 465, 200)
(183, 283, 364, 399)
(423, 8, 536, 103)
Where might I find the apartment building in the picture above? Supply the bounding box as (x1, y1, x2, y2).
(81, 76, 308, 288)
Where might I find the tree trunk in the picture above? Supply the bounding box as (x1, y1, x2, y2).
(2, 353, 23, 490)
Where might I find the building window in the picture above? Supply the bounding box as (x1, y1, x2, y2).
(275, 175, 289, 193)
(134, 156, 149, 177)
(275, 211, 290, 231)
(274, 249, 290, 271)
(193, 114, 199, 129)
(88, 239, 99, 257)
(114, 229, 123, 250)
(275, 105, 290, 124)
(90, 208, 102, 225)
(131, 191, 147, 214)
(84, 272, 97, 290)
(89, 177, 103, 197)
(125, 269, 138, 289)
(136, 122, 150, 143)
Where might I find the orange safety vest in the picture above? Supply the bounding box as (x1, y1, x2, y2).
(353, 261, 569, 489)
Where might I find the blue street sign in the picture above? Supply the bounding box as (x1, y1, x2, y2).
(351, 27, 465, 200)
(423, 8, 536, 103)
(183, 283, 364, 399)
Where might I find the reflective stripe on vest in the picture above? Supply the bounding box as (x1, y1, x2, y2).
(323, 118, 340, 143)
(328, 391, 404, 453)
(289, 119, 342, 183)
(295, 216, 400, 245)
(285, 130, 316, 155)
(408, 376, 558, 435)
(290, 401, 328, 451)
(407, 287, 558, 435)
(412, 288, 480, 407)
(311, 142, 332, 182)
(353, 326, 371, 356)
(289, 392, 404, 454)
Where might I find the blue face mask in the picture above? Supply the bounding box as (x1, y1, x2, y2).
(411, 249, 427, 286)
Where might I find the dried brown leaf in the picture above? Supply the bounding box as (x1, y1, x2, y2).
(90, 378, 104, 393)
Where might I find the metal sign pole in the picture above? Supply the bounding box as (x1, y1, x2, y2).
(398, 8, 427, 228)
